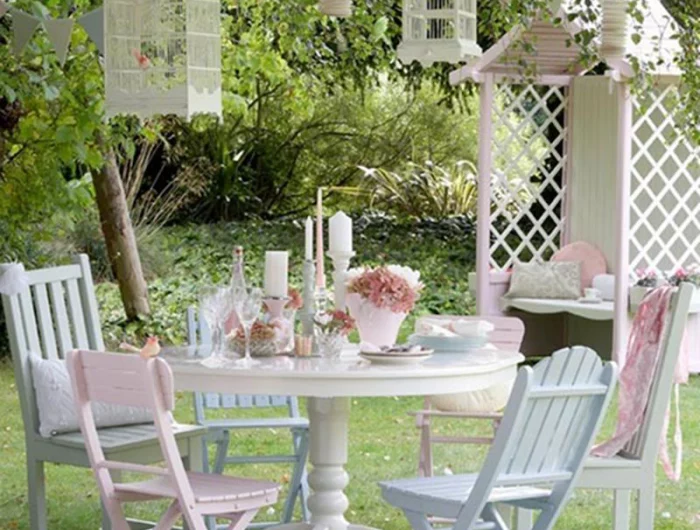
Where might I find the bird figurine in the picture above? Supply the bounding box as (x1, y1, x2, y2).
(119, 336, 161, 359)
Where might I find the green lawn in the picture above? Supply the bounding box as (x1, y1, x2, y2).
(1, 360, 699, 530)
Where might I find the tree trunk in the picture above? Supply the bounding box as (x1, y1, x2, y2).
(93, 144, 150, 319)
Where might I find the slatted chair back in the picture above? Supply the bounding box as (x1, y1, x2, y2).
(66, 350, 202, 529)
(621, 282, 693, 462)
(186, 307, 301, 422)
(1, 255, 104, 441)
(416, 315, 525, 351)
(454, 347, 618, 530)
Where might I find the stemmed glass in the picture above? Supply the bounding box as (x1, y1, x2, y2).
(199, 286, 233, 367)
(234, 287, 264, 367)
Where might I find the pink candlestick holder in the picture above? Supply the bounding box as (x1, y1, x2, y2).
(264, 297, 290, 318)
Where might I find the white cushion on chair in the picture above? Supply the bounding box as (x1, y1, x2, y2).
(30, 354, 153, 437)
(429, 378, 513, 413)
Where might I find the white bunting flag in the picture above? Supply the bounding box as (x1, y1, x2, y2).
(10, 8, 41, 57)
(78, 7, 104, 56)
(0, 2, 9, 17)
(43, 18, 74, 65)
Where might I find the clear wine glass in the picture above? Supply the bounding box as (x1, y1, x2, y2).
(234, 287, 264, 367)
(199, 286, 231, 367)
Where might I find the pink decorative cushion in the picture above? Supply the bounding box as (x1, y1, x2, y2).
(551, 241, 608, 293)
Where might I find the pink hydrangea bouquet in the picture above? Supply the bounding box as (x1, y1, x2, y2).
(667, 265, 700, 287)
(634, 268, 659, 288)
(345, 265, 423, 346)
(346, 265, 423, 313)
(314, 310, 356, 336)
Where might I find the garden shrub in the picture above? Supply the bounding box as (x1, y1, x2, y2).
(154, 80, 481, 223)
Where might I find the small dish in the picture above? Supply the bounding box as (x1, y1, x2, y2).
(408, 334, 488, 353)
(360, 346, 434, 357)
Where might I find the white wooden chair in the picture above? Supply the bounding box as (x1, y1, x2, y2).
(380, 346, 618, 530)
(412, 315, 525, 477)
(0, 255, 206, 530)
(67, 349, 280, 530)
(576, 282, 694, 530)
(187, 307, 310, 529)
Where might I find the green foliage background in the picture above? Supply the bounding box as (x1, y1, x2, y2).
(95, 216, 476, 347)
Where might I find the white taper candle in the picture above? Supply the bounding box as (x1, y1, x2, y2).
(305, 216, 313, 261)
(316, 188, 326, 289)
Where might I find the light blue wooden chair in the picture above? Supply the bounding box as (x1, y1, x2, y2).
(187, 307, 310, 529)
(380, 346, 618, 530)
(0, 255, 206, 530)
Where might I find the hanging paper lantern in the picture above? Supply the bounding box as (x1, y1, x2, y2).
(104, 0, 222, 120)
(397, 0, 482, 66)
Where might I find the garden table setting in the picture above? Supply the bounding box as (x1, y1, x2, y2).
(161, 344, 523, 530)
(156, 197, 524, 530)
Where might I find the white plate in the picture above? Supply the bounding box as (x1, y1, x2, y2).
(359, 352, 433, 365)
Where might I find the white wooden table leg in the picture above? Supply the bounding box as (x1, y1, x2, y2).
(274, 397, 377, 530)
(307, 397, 351, 530)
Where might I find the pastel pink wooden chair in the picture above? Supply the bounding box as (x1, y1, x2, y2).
(412, 315, 525, 478)
(66, 350, 280, 530)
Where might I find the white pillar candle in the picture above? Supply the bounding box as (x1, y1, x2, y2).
(329, 211, 353, 253)
(305, 216, 313, 261)
(264, 251, 289, 298)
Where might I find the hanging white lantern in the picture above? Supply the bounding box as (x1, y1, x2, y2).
(397, 0, 482, 66)
(104, 0, 222, 120)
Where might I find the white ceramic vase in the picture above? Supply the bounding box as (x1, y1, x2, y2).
(346, 293, 407, 347)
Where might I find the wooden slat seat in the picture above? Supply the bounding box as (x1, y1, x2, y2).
(51, 423, 206, 452)
(115, 471, 280, 504)
(413, 315, 526, 481)
(187, 307, 310, 528)
(0, 255, 207, 530)
(67, 350, 279, 529)
(380, 347, 618, 530)
(510, 285, 694, 530)
(381, 474, 551, 518)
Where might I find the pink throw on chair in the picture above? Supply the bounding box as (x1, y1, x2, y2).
(592, 286, 687, 481)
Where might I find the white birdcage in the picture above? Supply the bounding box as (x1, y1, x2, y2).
(104, 0, 222, 120)
(397, 0, 482, 66)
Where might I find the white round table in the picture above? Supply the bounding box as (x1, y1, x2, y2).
(162, 346, 524, 530)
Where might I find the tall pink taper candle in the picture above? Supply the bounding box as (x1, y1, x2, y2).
(316, 188, 326, 289)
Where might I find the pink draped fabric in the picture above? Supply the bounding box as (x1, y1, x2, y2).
(592, 286, 687, 481)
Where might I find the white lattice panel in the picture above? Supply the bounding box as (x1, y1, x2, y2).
(490, 84, 568, 270)
(630, 84, 700, 273)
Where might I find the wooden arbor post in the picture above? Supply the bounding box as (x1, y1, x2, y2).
(476, 73, 495, 316)
(612, 74, 633, 367)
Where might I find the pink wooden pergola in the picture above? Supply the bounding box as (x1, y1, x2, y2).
(451, 0, 699, 367)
